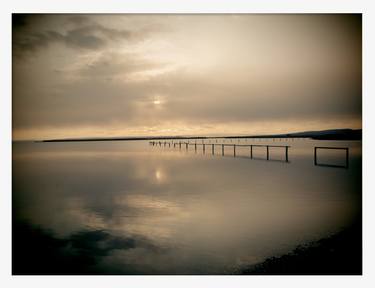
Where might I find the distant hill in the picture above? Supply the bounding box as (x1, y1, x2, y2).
(223, 129, 362, 141)
(286, 129, 362, 140)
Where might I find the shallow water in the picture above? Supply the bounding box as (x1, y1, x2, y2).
(12, 139, 362, 274)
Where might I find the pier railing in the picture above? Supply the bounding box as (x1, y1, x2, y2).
(150, 141, 290, 162)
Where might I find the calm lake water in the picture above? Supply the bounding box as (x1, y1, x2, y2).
(12, 139, 362, 274)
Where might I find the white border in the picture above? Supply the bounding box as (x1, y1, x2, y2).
(2, 1, 375, 287)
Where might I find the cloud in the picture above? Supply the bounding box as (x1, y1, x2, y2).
(63, 23, 133, 49)
(13, 25, 129, 52)
(78, 51, 164, 80)
(12, 15, 362, 139)
(13, 16, 135, 55)
(12, 61, 361, 132)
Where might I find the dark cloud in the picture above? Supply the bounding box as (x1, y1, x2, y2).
(64, 26, 107, 49)
(63, 24, 133, 50)
(13, 18, 134, 55)
(13, 30, 66, 53)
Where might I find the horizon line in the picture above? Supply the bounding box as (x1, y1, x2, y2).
(17, 128, 362, 143)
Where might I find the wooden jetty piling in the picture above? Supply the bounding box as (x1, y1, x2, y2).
(149, 141, 348, 168)
(150, 141, 290, 163)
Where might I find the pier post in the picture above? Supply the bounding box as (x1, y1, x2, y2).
(346, 148, 349, 168)
(186, 143, 188, 150)
(222, 144, 224, 156)
(212, 144, 214, 155)
(266, 146, 269, 160)
(179, 142, 181, 149)
(203, 144, 205, 154)
(250, 145, 253, 159)
(285, 146, 289, 162)
(314, 147, 317, 165)
(234, 145, 236, 157)
(195, 143, 197, 152)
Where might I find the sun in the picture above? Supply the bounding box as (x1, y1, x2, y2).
(153, 99, 161, 105)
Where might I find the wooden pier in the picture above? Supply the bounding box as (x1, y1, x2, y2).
(150, 141, 290, 162)
(149, 140, 352, 169)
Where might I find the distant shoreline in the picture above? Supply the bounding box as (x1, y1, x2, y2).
(38, 129, 362, 143)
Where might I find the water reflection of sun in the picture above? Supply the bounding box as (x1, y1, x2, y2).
(155, 169, 163, 181)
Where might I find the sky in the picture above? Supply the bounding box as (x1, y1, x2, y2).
(12, 14, 362, 140)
